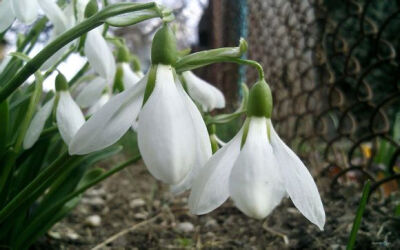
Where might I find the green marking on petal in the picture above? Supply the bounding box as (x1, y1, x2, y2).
(142, 64, 158, 106)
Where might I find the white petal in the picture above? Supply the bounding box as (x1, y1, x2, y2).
(170, 81, 212, 194)
(37, 0, 68, 34)
(138, 65, 196, 185)
(23, 97, 55, 149)
(229, 117, 286, 219)
(188, 127, 243, 215)
(270, 120, 325, 230)
(63, 2, 75, 28)
(69, 76, 147, 155)
(76, 77, 107, 108)
(56, 91, 85, 145)
(40, 36, 70, 71)
(0, 0, 15, 32)
(11, 0, 38, 24)
(182, 71, 225, 111)
(84, 28, 116, 82)
(86, 93, 110, 116)
(75, 0, 89, 23)
(121, 62, 141, 89)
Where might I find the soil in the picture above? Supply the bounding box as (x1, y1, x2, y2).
(33, 159, 400, 249)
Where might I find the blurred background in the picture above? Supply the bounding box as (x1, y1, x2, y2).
(1, 0, 399, 248)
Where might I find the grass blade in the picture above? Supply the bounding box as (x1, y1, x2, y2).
(347, 180, 371, 250)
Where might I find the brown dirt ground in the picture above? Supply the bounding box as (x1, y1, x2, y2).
(33, 160, 400, 249)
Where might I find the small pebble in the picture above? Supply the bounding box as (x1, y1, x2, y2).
(85, 215, 102, 227)
(204, 218, 218, 228)
(129, 198, 146, 208)
(134, 212, 148, 219)
(82, 197, 105, 206)
(177, 222, 194, 233)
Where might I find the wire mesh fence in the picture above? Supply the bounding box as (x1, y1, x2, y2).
(245, 0, 400, 190)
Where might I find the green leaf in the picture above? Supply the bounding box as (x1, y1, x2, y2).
(77, 168, 105, 189)
(17, 155, 140, 249)
(0, 100, 9, 157)
(347, 180, 371, 250)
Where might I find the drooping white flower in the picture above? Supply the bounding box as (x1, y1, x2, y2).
(181, 71, 225, 112)
(84, 27, 116, 82)
(70, 24, 212, 193)
(0, 0, 15, 32)
(138, 64, 211, 190)
(11, 0, 39, 25)
(23, 74, 85, 149)
(69, 75, 148, 155)
(189, 81, 325, 230)
(56, 90, 85, 145)
(23, 97, 55, 149)
(38, 0, 75, 70)
(76, 77, 108, 109)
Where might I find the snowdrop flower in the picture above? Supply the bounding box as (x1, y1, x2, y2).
(38, 0, 75, 70)
(76, 76, 108, 109)
(70, 24, 212, 194)
(189, 80, 325, 230)
(23, 73, 85, 149)
(114, 46, 144, 90)
(181, 71, 225, 112)
(0, 0, 39, 32)
(84, 27, 116, 83)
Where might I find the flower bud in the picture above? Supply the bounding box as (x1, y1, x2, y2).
(247, 80, 273, 118)
(151, 24, 178, 65)
(84, 0, 98, 18)
(55, 73, 68, 91)
(113, 64, 124, 92)
(117, 46, 131, 63)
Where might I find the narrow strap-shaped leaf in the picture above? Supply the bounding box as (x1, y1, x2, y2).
(17, 155, 140, 248)
(0, 100, 9, 157)
(347, 180, 371, 250)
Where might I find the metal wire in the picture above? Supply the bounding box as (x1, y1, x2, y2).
(246, 0, 400, 189)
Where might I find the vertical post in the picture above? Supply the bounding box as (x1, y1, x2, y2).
(237, 0, 248, 100)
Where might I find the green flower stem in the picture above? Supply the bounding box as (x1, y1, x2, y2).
(0, 73, 43, 199)
(231, 58, 264, 81)
(0, 2, 160, 103)
(17, 155, 140, 247)
(174, 38, 248, 73)
(0, 18, 48, 85)
(0, 151, 74, 223)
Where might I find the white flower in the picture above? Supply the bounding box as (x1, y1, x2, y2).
(0, 0, 16, 32)
(12, 0, 39, 25)
(23, 97, 55, 149)
(76, 77, 108, 109)
(69, 64, 212, 193)
(181, 71, 225, 112)
(56, 90, 85, 145)
(138, 65, 211, 191)
(69, 75, 148, 155)
(189, 117, 325, 230)
(84, 27, 116, 82)
(23, 90, 85, 149)
(38, 0, 75, 70)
